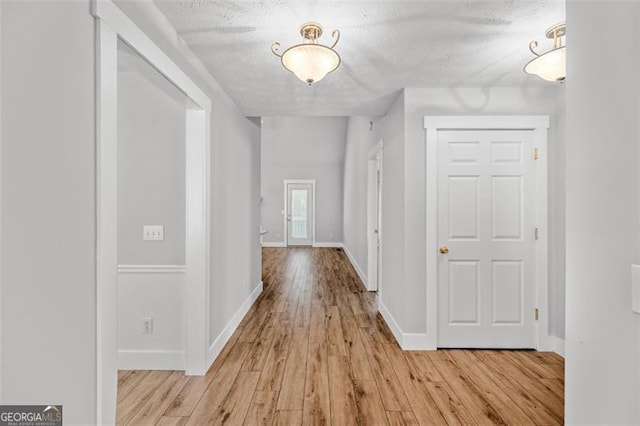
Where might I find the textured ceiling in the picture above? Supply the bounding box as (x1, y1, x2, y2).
(153, 0, 565, 116)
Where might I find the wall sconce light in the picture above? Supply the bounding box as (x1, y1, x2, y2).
(524, 22, 566, 82)
(271, 22, 341, 85)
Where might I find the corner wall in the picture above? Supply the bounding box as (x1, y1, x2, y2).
(565, 1, 640, 422)
(1, 2, 97, 422)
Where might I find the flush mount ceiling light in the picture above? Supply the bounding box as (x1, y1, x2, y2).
(271, 22, 341, 85)
(524, 21, 566, 82)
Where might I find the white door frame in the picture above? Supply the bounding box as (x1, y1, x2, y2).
(93, 1, 212, 423)
(423, 116, 551, 351)
(283, 179, 316, 246)
(367, 141, 383, 292)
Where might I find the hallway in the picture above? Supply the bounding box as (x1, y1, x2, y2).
(116, 247, 564, 425)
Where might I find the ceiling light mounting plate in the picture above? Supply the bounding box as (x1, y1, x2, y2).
(545, 22, 566, 39)
(300, 22, 323, 41)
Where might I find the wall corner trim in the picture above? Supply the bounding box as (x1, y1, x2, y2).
(207, 281, 263, 367)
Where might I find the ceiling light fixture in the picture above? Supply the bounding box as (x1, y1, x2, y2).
(524, 22, 566, 82)
(271, 22, 341, 85)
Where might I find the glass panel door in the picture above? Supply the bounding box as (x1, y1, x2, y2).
(290, 189, 308, 238)
(286, 182, 314, 246)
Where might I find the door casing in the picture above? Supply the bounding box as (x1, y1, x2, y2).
(367, 141, 383, 292)
(424, 116, 551, 351)
(283, 179, 316, 246)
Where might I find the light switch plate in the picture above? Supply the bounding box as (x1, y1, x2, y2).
(143, 225, 164, 241)
(632, 264, 640, 314)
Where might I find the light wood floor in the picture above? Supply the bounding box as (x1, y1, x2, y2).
(117, 247, 564, 425)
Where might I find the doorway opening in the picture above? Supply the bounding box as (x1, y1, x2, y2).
(95, 2, 212, 423)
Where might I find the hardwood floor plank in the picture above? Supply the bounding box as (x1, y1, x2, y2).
(117, 370, 151, 403)
(445, 351, 535, 425)
(273, 410, 303, 426)
(276, 327, 309, 410)
(424, 381, 477, 426)
(156, 416, 188, 426)
(326, 305, 348, 357)
(353, 380, 388, 425)
(185, 342, 253, 425)
(340, 314, 374, 380)
(128, 372, 189, 425)
(256, 322, 293, 391)
(328, 355, 358, 426)
(505, 351, 562, 379)
(383, 343, 447, 425)
(303, 340, 331, 425)
(541, 378, 565, 400)
(214, 371, 260, 425)
(117, 370, 173, 425)
(164, 330, 243, 417)
(386, 411, 420, 426)
(482, 352, 564, 421)
(244, 390, 278, 425)
(359, 327, 411, 412)
(242, 323, 277, 372)
(404, 351, 444, 383)
(432, 359, 507, 425)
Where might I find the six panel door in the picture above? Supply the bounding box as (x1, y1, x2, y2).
(437, 130, 536, 348)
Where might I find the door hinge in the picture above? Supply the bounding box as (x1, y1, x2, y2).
(533, 148, 539, 160)
(534, 227, 539, 240)
(534, 308, 539, 321)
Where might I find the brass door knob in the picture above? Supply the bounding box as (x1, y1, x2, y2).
(439, 246, 449, 254)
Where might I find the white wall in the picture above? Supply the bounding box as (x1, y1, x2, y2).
(565, 1, 640, 423)
(117, 65, 187, 369)
(1, 1, 97, 423)
(342, 117, 379, 278)
(118, 71, 186, 266)
(261, 116, 347, 245)
(112, 1, 262, 365)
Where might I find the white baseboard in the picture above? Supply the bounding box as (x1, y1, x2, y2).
(118, 350, 185, 370)
(342, 244, 368, 290)
(378, 300, 403, 347)
(261, 242, 286, 248)
(312, 242, 344, 248)
(378, 300, 436, 350)
(549, 335, 565, 357)
(207, 281, 263, 366)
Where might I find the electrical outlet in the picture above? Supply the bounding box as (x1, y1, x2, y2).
(143, 317, 154, 334)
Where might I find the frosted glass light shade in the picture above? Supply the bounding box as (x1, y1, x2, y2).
(281, 44, 340, 85)
(524, 46, 566, 82)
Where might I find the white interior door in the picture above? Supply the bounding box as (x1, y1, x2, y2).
(286, 182, 313, 246)
(437, 130, 536, 348)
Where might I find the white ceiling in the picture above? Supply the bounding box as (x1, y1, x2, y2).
(153, 0, 565, 116)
